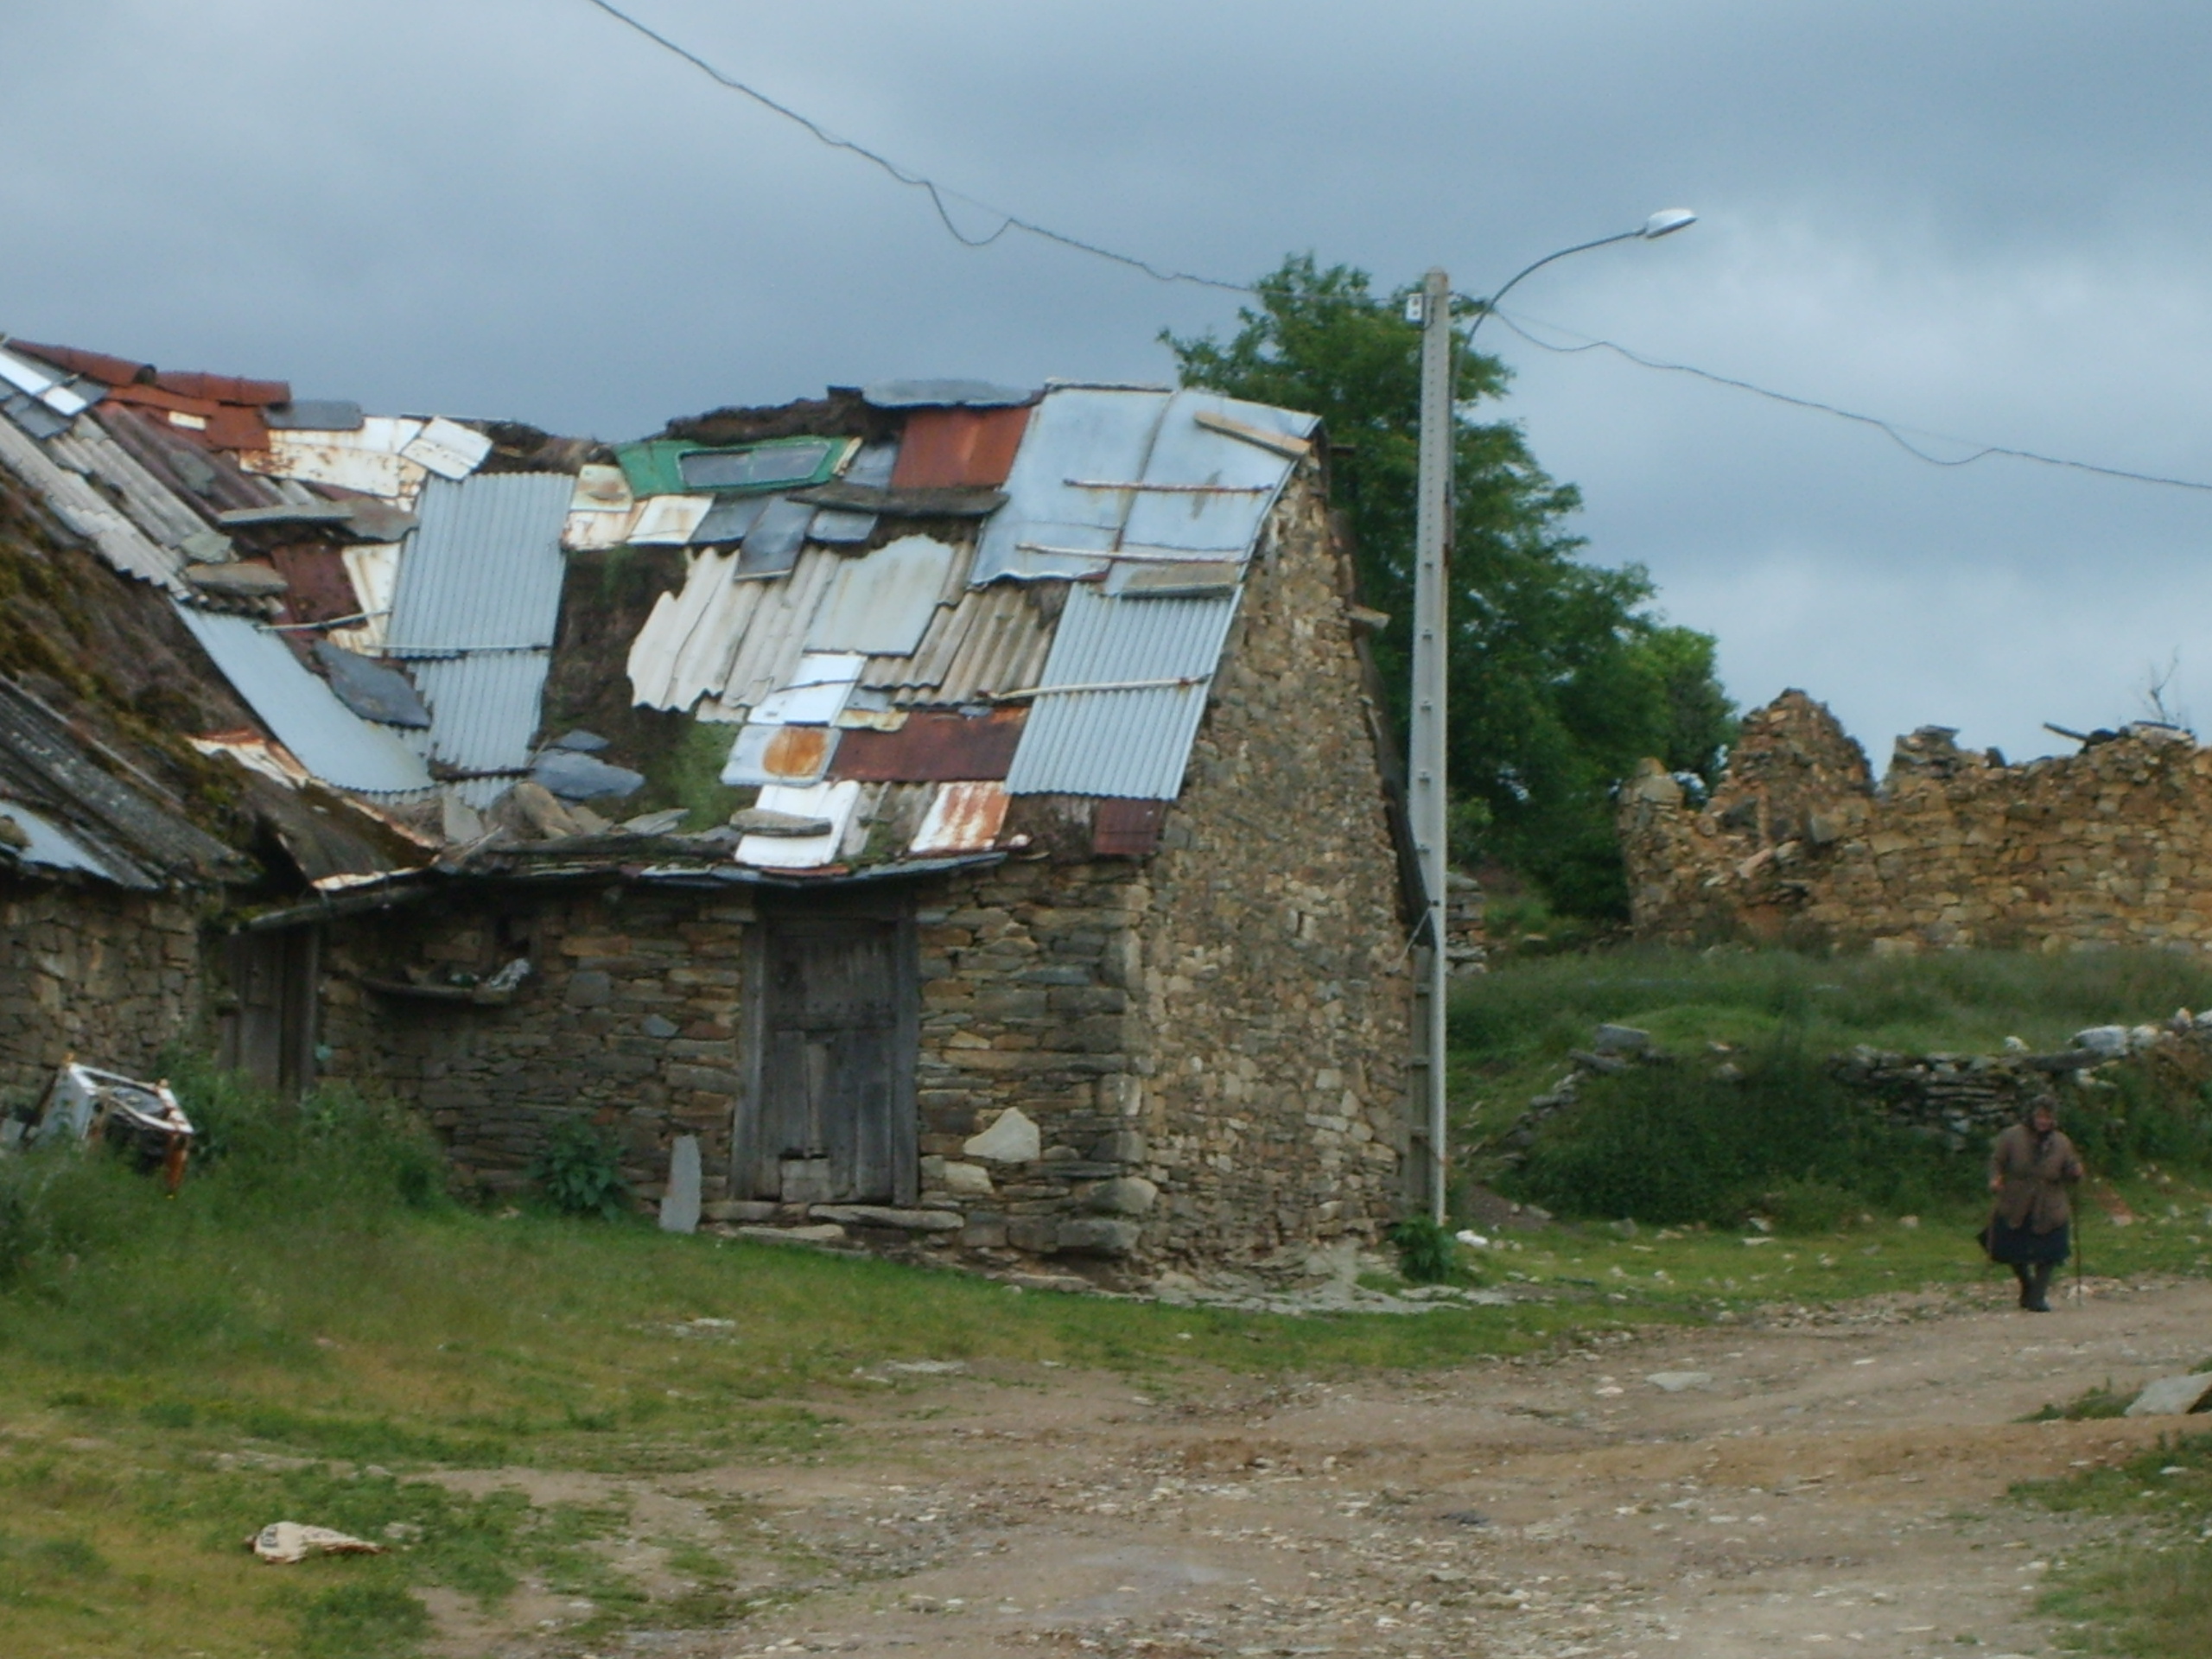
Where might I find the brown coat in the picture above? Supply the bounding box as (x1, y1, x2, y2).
(1990, 1122, 2083, 1233)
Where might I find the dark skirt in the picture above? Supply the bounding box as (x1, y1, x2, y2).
(1986, 1216, 2070, 1266)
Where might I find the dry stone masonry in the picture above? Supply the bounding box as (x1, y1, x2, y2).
(1622, 688, 2212, 952)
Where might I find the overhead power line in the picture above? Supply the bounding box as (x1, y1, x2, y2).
(1491, 308, 2212, 496)
(585, 0, 2212, 500)
(580, 0, 1250, 292)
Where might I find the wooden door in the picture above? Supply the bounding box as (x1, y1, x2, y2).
(219, 926, 320, 1102)
(737, 906, 917, 1205)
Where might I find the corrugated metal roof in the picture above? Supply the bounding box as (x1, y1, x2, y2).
(1119, 390, 1318, 555)
(628, 548, 760, 712)
(172, 605, 434, 794)
(401, 654, 549, 774)
(0, 404, 183, 589)
(890, 404, 1032, 489)
(860, 580, 1057, 705)
(863, 379, 1037, 409)
(380, 472, 571, 776)
(1002, 584, 1240, 799)
(44, 416, 212, 550)
(970, 388, 1169, 582)
(711, 549, 844, 710)
(909, 781, 1009, 855)
(805, 534, 958, 656)
(385, 473, 571, 654)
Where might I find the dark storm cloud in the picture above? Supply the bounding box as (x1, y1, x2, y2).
(5, 1, 2210, 760)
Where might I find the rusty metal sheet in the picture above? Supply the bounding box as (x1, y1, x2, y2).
(7, 340, 149, 386)
(890, 404, 1033, 490)
(1091, 798, 1167, 855)
(243, 418, 429, 499)
(719, 721, 840, 787)
(830, 709, 1025, 782)
(151, 369, 290, 406)
(805, 534, 957, 656)
(268, 545, 362, 628)
(910, 781, 1009, 856)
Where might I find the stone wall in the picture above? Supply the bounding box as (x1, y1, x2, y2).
(1622, 688, 2212, 952)
(0, 875, 206, 1107)
(1128, 464, 1413, 1264)
(319, 884, 751, 1202)
(315, 466, 1412, 1277)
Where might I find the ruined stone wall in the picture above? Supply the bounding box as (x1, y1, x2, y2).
(1623, 689, 2212, 952)
(0, 876, 205, 1106)
(1130, 465, 1414, 1265)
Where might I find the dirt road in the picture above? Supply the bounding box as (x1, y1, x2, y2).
(467, 1276, 2212, 1658)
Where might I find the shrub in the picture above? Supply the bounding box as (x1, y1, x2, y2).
(530, 1117, 631, 1220)
(1503, 1037, 1972, 1226)
(1389, 1213, 1458, 1283)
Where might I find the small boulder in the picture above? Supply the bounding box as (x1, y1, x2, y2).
(1086, 1176, 1158, 1217)
(1055, 1217, 1141, 1255)
(1592, 1024, 1652, 1055)
(2124, 1373, 2212, 1417)
(1646, 1370, 1713, 1393)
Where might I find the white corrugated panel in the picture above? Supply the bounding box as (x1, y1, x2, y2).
(626, 548, 777, 712)
(805, 534, 957, 656)
(330, 543, 403, 652)
(0, 406, 182, 589)
(399, 417, 493, 480)
(970, 387, 1169, 582)
(402, 653, 550, 774)
(715, 548, 842, 709)
(1002, 584, 1241, 800)
(172, 606, 434, 794)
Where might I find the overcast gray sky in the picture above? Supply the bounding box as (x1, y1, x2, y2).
(8, 1, 2211, 766)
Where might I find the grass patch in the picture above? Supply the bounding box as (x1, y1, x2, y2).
(2024, 1382, 2138, 1421)
(2018, 1431, 2212, 1656)
(1453, 946, 2212, 1225)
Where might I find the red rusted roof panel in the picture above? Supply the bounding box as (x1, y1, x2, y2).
(269, 545, 363, 629)
(890, 405, 1032, 490)
(153, 369, 291, 406)
(9, 340, 149, 386)
(830, 709, 1026, 781)
(1091, 798, 1167, 856)
(911, 780, 1011, 855)
(205, 404, 271, 452)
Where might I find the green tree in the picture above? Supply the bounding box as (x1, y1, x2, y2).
(1164, 255, 1735, 918)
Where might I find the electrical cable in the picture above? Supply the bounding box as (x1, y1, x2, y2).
(1490, 308, 2212, 495)
(588, 1, 2212, 499)
(580, 0, 1251, 293)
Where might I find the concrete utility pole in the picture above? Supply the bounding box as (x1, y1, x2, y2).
(1403, 212, 1695, 1229)
(1408, 268, 1453, 1225)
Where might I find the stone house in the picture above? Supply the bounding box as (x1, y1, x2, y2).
(0, 340, 1416, 1278)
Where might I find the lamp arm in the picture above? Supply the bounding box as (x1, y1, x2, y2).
(1460, 227, 1640, 345)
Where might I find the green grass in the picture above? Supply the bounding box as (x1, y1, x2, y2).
(2018, 1431, 2212, 1656)
(1450, 945, 2212, 1223)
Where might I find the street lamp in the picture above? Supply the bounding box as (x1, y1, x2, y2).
(1405, 210, 1696, 1226)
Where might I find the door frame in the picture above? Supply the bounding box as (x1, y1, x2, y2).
(734, 890, 920, 1207)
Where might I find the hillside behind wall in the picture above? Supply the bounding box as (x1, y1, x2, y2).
(1621, 689, 2212, 952)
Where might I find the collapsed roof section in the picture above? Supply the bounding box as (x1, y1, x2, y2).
(0, 331, 1321, 888)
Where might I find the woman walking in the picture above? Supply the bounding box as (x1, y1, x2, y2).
(1986, 1095, 2084, 1312)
